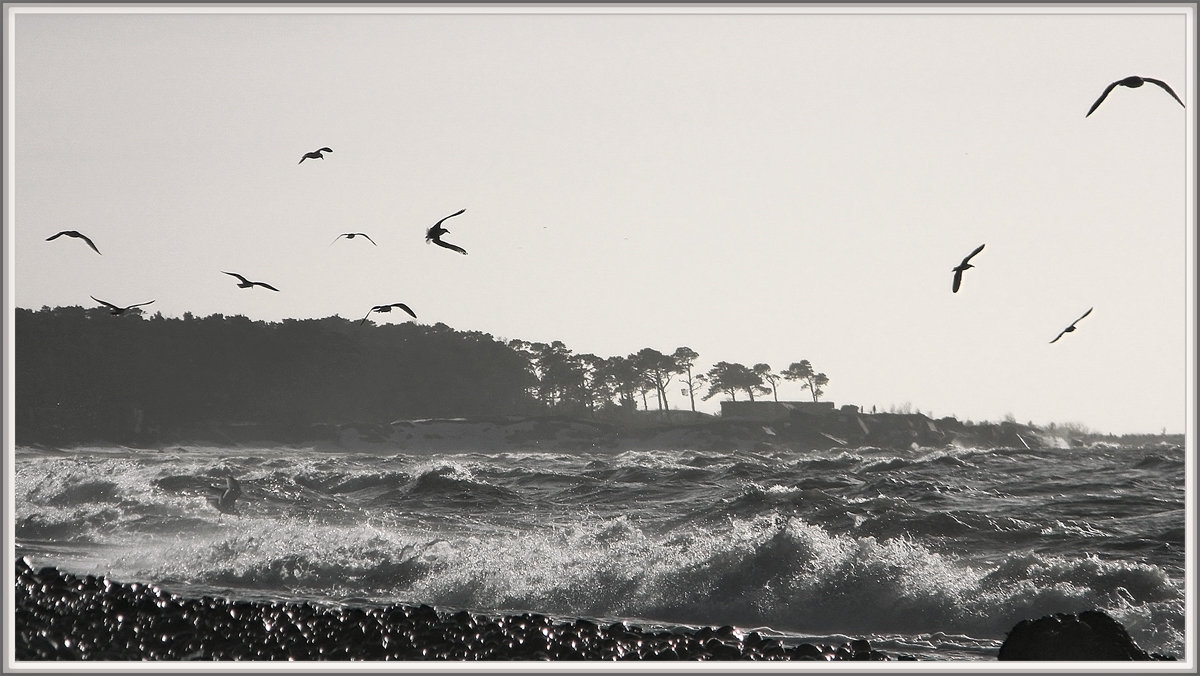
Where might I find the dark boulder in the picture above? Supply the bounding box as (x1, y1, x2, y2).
(998, 610, 1153, 660)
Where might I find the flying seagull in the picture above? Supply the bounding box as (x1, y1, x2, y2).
(951, 243, 986, 293)
(330, 232, 377, 246)
(1086, 76, 1185, 117)
(206, 475, 242, 516)
(425, 209, 469, 255)
(222, 271, 280, 292)
(1050, 307, 1094, 344)
(91, 296, 155, 316)
(360, 302, 417, 326)
(46, 230, 101, 255)
(299, 147, 333, 163)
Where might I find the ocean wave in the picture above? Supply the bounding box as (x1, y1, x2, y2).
(123, 512, 1170, 654)
(371, 462, 520, 509)
(295, 470, 413, 496)
(1134, 453, 1184, 469)
(23, 496, 1183, 657)
(43, 480, 123, 506)
(794, 451, 865, 471)
(14, 444, 1184, 658)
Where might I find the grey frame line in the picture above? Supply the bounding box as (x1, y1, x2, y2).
(0, 2, 1195, 675)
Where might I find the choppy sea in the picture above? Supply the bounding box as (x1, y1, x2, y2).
(12, 441, 1187, 660)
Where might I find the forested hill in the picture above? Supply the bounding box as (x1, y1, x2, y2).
(14, 307, 536, 444)
(15, 308, 1160, 448)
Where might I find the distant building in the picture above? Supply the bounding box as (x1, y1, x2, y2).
(720, 400, 836, 421)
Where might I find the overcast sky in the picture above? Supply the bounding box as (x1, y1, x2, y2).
(6, 5, 1195, 435)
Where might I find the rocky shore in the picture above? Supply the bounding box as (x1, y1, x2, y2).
(14, 558, 904, 661)
(22, 399, 1183, 453)
(304, 412, 1175, 455)
(95, 410, 1133, 454)
(15, 558, 1176, 662)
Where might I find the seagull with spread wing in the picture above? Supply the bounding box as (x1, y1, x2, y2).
(222, 271, 280, 292)
(46, 230, 101, 255)
(330, 232, 377, 246)
(299, 147, 333, 163)
(1050, 307, 1094, 344)
(1086, 76, 1185, 117)
(91, 296, 155, 316)
(360, 302, 417, 326)
(425, 209, 469, 255)
(951, 243, 986, 293)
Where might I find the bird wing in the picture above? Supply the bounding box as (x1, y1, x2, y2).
(952, 269, 963, 293)
(78, 233, 102, 254)
(1142, 78, 1185, 107)
(433, 239, 468, 255)
(392, 303, 417, 319)
(360, 308, 377, 325)
(90, 296, 119, 310)
(1073, 307, 1094, 325)
(222, 271, 250, 284)
(433, 209, 467, 229)
(45, 231, 65, 241)
(1049, 329, 1067, 344)
(253, 281, 281, 292)
(330, 234, 347, 245)
(1086, 81, 1120, 117)
(962, 243, 985, 264)
(128, 300, 156, 309)
(361, 234, 378, 246)
(298, 155, 308, 164)
(319, 147, 333, 153)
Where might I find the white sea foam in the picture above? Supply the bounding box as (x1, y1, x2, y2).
(14, 443, 1185, 659)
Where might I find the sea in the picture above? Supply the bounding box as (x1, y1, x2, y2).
(11, 440, 1188, 661)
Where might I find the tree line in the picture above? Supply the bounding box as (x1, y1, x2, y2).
(13, 306, 829, 443)
(506, 341, 830, 414)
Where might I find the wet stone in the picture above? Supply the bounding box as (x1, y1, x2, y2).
(12, 559, 928, 662)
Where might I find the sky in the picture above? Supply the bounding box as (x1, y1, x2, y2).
(4, 4, 1196, 435)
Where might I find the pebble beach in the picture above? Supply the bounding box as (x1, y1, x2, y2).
(14, 558, 908, 662)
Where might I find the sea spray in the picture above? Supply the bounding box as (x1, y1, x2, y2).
(15, 442, 1184, 659)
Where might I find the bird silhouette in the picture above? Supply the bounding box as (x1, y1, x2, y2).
(425, 209, 469, 255)
(299, 147, 333, 163)
(1050, 307, 1094, 344)
(222, 271, 280, 291)
(206, 475, 242, 515)
(330, 232, 377, 246)
(1086, 76, 1185, 117)
(46, 230, 101, 255)
(951, 243, 986, 293)
(360, 302, 417, 326)
(91, 296, 155, 316)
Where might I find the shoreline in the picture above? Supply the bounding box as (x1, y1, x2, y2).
(14, 557, 913, 662)
(17, 412, 1184, 454)
(13, 558, 1178, 662)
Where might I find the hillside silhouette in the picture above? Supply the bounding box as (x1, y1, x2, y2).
(15, 307, 533, 445)
(14, 307, 1171, 449)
